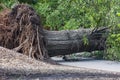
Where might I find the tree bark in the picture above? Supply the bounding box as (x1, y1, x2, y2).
(43, 27, 108, 57)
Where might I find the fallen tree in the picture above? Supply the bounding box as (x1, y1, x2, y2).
(0, 4, 108, 61)
(44, 27, 108, 57)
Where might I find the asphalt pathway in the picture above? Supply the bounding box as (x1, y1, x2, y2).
(52, 57, 120, 72)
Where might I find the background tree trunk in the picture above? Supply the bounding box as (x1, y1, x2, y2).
(44, 27, 108, 57)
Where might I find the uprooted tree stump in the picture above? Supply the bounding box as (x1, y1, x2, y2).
(0, 4, 49, 60)
(0, 4, 108, 61)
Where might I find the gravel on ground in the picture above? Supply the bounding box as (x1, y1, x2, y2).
(0, 47, 120, 80)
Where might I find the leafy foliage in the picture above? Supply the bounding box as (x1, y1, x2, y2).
(34, 0, 115, 30)
(0, 0, 17, 9)
(105, 12, 120, 61)
(101, 0, 120, 61)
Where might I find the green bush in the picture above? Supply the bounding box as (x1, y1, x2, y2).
(34, 0, 114, 30)
(105, 12, 120, 61)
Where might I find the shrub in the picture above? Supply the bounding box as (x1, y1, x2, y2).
(105, 12, 120, 61)
(34, 0, 114, 30)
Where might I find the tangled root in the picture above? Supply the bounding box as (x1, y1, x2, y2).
(0, 4, 49, 60)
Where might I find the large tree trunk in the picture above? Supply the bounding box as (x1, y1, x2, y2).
(44, 27, 108, 57)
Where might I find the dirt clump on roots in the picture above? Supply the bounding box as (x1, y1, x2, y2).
(0, 4, 49, 61)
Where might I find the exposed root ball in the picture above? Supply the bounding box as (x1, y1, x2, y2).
(0, 4, 49, 60)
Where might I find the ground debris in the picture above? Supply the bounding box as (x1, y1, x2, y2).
(0, 47, 120, 80)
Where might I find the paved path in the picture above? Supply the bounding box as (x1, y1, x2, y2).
(52, 57, 120, 72)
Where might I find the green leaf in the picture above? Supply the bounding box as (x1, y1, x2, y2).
(116, 13, 120, 17)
